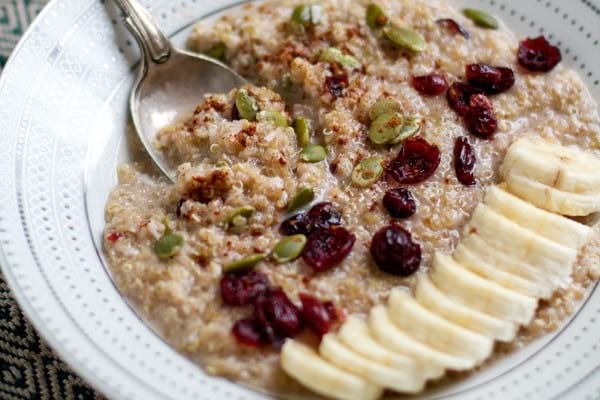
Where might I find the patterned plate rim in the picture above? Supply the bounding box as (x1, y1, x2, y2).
(0, 0, 599, 399)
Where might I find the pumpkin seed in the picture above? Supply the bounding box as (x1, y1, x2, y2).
(258, 110, 289, 128)
(154, 232, 184, 259)
(368, 99, 402, 121)
(223, 253, 267, 273)
(291, 4, 322, 30)
(203, 42, 226, 61)
(320, 47, 361, 69)
(280, 74, 303, 103)
(228, 206, 256, 230)
(352, 157, 384, 187)
(366, 4, 387, 30)
(291, 4, 311, 25)
(271, 234, 308, 264)
(281, 74, 294, 93)
(293, 117, 311, 147)
(463, 8, 498, 29)
(369, 112, 404, 145)
(235, 89, 259, 121)
(288, 187, 315, 213)
(299, 144, 327, 163)
(383, 25, 427, 53)
(390, 116, 422, 145)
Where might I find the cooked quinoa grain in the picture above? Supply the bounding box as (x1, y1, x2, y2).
(104, 0, 600, 396)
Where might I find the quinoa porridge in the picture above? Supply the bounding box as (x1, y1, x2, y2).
(103, 0, 600, 397)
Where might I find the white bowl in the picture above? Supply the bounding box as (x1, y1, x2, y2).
(0, 0, 599, 399)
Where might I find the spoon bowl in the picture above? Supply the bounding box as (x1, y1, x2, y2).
(115, 0, 246, 181)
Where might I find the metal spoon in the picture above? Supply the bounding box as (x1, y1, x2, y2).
(114, 0, 246, 182)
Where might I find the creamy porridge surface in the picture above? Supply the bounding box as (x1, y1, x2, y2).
(104, 0, 600, 395)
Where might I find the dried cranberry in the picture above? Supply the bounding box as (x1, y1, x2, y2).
(465, 94, 498, 139)
(323, 301, 339, 321)
(254, 287, 303, 345)
(106, 232, 122, 243)
(231, 102, 241, 120)
(280, 213, 310, 236)
(466, 64, 515, 95)
(386, 138, 441, 185)
(370, 225, 421, 276)
(220, 271, 270, 307)
(383, 188, 417, 219)
(302, 227, 356, 272)
(436, 18, 470, 39)
(325, 75, 349, 98)
(447, 82, 484, 117)
(518, 36, 562, 72)
(306, 202, 343, 232)
(412, 73, 449, 97)
(232, 318, 264, 347)
(454, 137, 477, 186)
(280, 202, 343, 237)
(299, 293, 335, 336)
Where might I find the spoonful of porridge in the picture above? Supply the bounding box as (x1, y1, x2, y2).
(114, 0, 246, 182)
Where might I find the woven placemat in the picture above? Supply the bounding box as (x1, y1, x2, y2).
(0, 1, 104, 399)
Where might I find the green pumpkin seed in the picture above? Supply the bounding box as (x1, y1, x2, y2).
(271, 234, 308, 264)
(235, 89, 259, 122)
(223, 253, 267, 273)
(299, 144, 327, 163)
(291, 4, 311, 26)
(288, 187, 315, 213)
(258, 110, 289, 128)
(390, 116, 422, 145)
(366, 4, 387, 30)
(383, 25, 427, 53)
(281, 74, 294, 93)
(228, 206, 256, 230)
(293, 117, 311, 147)
(154, 233, 184, 259)
(320, 47, 361, 69)
(463, 8, 498, 29)
(291, 4, 322, 30)
(368, 99, 402, 121)
(280, 74, 302, 103)
(203, 42, 226, 61)
(369, 112, 404, 145)
(352, 157, 384, 187)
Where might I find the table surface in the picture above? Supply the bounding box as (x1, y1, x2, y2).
(0, 1, 104, 399)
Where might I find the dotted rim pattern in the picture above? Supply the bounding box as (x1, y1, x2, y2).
(0, 1, 598, 400)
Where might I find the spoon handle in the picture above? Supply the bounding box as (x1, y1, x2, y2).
(113, 0, 171, 63)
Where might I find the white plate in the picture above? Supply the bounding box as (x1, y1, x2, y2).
(0, 0, 599, 399)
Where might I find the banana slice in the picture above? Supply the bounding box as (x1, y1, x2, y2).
(500, 137, 600, 194)
(281, 340, 383, 400)
(387, 289, 494, 363)
(484, 185, 591, 249)
(504, 173, 600, 216)
(415, 275, 517, 342)
(460, 234, 568, 290)
(338, 316, 416, 371)
(431, 253, 537, 324)
(320, 334, 425, 394)
(454, 244, 552, 299)
(369, 305, 471, 372)
(466, 205, 578, 281)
